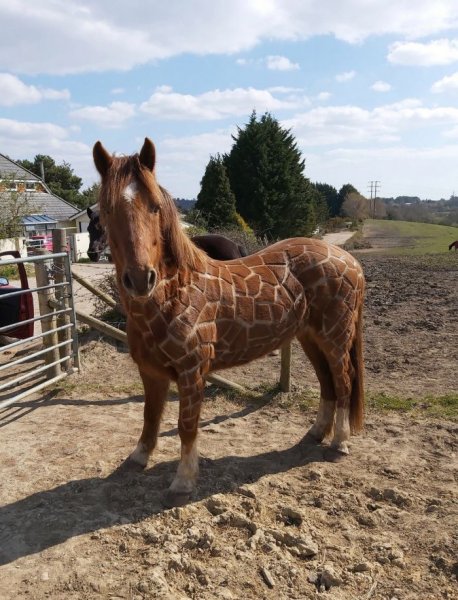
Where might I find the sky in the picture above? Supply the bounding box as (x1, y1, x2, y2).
(2, 1, 458, 201)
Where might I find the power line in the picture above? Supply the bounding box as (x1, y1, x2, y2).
(367, 180, 381, 217)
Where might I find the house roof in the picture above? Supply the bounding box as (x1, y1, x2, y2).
(0, 153, 41, 181)
(22, 214, 57, 225)
(0, 190, 78, 221)
(72, 203, 97, 219)
(0, 153, 79, 222)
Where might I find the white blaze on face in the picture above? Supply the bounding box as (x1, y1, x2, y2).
(123, 182, 138, 203)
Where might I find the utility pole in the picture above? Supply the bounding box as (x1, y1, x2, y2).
(367, 180, 380, 217)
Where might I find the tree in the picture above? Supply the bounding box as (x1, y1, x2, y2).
(17, 155, 83, 207)
(0, 176, 33, 239)
(337, 184, 358, 216)
(195, 155, 238, 229)
(341, 192, 369, 221)
(79, 182, 100, 208)
(225, 111, 319, 239)
(313, 182, 338, 217)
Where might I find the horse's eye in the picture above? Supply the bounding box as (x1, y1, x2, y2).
(150, 205, 160, 214)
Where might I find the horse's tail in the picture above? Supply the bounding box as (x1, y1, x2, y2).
(349, 299, 365, 433)
(449, 242, 453, 251)
(449, 241, 457, 251)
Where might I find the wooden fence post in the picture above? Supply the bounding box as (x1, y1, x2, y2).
(280, 342, 292, 392)
(34, 250, 61, 379)
(52, 229, 72, 370)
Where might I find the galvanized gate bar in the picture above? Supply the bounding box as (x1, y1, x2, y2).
(0, 281, 69, 300)
(0, 307, 73, 334)
(0, 323, 73, 355)
(0, 353, 72, 393)
(0, 339, 74, 373)
(0, 250, 79, 409)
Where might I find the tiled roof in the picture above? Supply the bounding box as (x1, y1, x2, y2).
(0, 153, 41, 181)
(0, 191, 78, 221)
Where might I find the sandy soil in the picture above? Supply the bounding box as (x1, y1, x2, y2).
(0, 251, 457, 600)
(322, 232, 355, 247)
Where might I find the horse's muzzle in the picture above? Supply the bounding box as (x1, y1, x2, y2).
(122, 267, 157, 297)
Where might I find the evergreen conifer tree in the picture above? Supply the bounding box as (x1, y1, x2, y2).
(195, 155, 237, 229)
(225, 111, 318, 239)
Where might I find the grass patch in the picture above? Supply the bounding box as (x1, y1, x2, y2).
(212, 385, 457, 421)
(368, 392, 458, 419)
(0, 263, 35, 279)
(364, 219, 458, 255)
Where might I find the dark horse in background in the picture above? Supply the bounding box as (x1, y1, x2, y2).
(449, 240, 458, 251)
(86, 207, 247, 262)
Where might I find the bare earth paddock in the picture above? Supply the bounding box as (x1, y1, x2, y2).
(0, 252, 457, 600)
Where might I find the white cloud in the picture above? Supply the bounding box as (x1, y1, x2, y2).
(267, 86, 304, 94)
(0, 73, 69, 106)
(155, 129, 236, 197)
(69, 101, 136, 127)
(0, 117, 93, 185)
(140, 86, 304, 120)
(431, 71, 458, 93)
(310, 144, 458, 199)
(371, 81, 392, 92)
(111, 87, 125, 95)
(316, 92, 331, 101)
(336, 70, 356, 82)
(2, 1, 458, 74)
(265, 55, 299, 71)
(283, 99, 458, 146)
(388, 39, 458, 66)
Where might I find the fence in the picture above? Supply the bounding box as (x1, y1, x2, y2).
(0, 251, 80, 409)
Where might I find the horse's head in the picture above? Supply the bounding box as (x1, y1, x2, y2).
(93, 138, 166, 298)
(94, 138, 205, 299)
(86, 206, 107, 262)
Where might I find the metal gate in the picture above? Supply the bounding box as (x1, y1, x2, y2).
(0, 252, 79, 409)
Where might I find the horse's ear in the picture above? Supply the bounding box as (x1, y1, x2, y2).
(93, 141, 112, 178)
(139, 138, 156, 172)
(87, 207, 93, 218)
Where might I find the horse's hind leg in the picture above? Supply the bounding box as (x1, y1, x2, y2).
(129, 370, 169, 467)
(297, 332, 336, 442)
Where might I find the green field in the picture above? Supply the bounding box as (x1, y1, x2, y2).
(364, 219, 458, 255)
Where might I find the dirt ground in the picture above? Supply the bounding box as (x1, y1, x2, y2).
(0, 249, 457, 599)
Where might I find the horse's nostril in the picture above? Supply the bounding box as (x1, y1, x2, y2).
(123, 272, 133, 290)
(148, 270, 156, 289)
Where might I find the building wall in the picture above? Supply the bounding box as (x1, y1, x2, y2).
(0, 237, 27, 257)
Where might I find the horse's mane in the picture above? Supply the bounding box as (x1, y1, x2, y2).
(98, 154, 206, 271)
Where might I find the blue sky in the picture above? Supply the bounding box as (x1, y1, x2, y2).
(2, 1, 458, 201)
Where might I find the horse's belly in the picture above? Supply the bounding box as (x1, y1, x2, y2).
(211, 307, 303, 369)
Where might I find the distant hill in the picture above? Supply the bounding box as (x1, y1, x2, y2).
(378, 196, 458, 226)
(174, 198, 196, 213)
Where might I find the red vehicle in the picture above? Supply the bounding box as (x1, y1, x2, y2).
(0, 251, 34, 339)
(25, 234, 53, 255)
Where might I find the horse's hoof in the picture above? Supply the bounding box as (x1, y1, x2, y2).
(304, 428, 326, 444)
(162, 488, 193, 508)
(324, 447, 348, 463)
(119, 457, 146, 472)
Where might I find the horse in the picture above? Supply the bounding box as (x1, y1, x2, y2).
(86, 206, 247, 262)
(449, 240, 458, 251)
(93, 138, 366, 506)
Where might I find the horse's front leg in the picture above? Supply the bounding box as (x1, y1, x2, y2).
(165, 370, 205, 506)
(128, 370, 169, 467)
